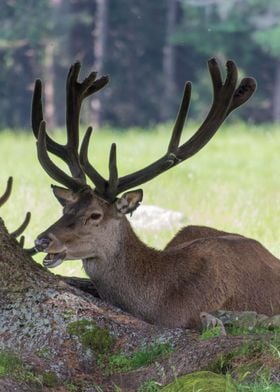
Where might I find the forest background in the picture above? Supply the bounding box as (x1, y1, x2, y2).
(1, 0, 280, 130)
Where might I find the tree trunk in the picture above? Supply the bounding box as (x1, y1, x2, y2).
(272, 59, 280, 123)
(160, 0, 177, 122)
(43, 42, 56, 129)
(91, 0, 108, 127)
(0, 218, 274, 391)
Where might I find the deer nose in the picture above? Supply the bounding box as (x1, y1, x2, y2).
(35, 237, 51, 252)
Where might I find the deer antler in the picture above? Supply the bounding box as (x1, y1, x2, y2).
(11, 212, 31, 238)
(80, 58, 256, 200)
(32, 62, 109, 191)
(0, 177, 36, 254)
(33, 59, 256, 202)
(0, 177, 13, 207)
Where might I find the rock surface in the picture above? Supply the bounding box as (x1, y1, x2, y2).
(128, 204, 185, 230)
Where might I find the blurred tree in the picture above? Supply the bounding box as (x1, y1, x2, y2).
(249, 0, 280, 122)
(101, 0, 167, 127)
(0, 0, 54, 129)
(160, 0, 179, 122)
(0, 0, 279, 129)
(91, 0, 108, 127)
(176, 0, 280, 122)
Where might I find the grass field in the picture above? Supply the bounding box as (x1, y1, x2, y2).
(1, 122, 280, 278)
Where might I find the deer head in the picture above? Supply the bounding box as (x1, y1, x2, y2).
(33, 60, 256, 268)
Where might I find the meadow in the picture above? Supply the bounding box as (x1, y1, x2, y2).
(1, 122, 280, 278)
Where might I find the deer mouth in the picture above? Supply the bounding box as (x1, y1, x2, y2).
(43, 252, 66, 268)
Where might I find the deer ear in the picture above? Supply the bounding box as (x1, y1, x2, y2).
(51, 185, 78, 206)
(115, 189, 143, 215)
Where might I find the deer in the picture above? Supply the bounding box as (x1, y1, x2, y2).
(32, 59, 280, 328)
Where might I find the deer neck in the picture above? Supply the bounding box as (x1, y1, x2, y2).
(83, 217, 156, 292)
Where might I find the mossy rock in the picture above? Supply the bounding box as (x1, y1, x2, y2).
(67, 319, 115, 355)
(42, 371, 60, 388)
(161, 371, 237, 392)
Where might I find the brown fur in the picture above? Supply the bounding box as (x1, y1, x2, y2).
(35, 188, 280, 328)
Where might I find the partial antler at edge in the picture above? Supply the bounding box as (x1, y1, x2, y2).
(0, 177, 36, 254)
(0, 177, 13, 207)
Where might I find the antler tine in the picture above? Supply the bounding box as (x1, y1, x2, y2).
(80, 127, 107, 195)
(80, 131, 119, 201)
(66, 62, 109, 152)
(19, 236, 25, 248)
(37, 121, 86, 192)
(228, 77, 257, 113)
(84, 75, 109, 98)
(175, 59, 238, 160)
(107, 143, 119, 200)
(168, 82, 192, 154)
(0, 177, 13, 207)
(11, 212, 31, 238)
(32, 80, 69, 162)
(113, 59, 255, 196)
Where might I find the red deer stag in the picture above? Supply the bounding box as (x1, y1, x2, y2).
(32, 59, 280, 328)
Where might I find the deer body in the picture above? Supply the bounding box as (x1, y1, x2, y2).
(82, 217, 280, 328)
(31, 59, 280, 329)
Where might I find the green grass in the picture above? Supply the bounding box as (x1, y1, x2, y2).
(207, 334, 280, 392)
(237, 380, 280, 392)
(105, 342, 173, 374)
(199, 326, 222, 340)
(1, 122, 280, 277)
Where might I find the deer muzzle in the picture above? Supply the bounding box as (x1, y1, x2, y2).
(35, 235, 66, 268)
(35, 237, 51, 252)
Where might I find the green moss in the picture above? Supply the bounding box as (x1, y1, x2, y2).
(80, 328, 114, 354)
(0, 350, 60, 388)
(65, 383, 79, 392)
(42, 371, 59, 387)
(0, 352, 41, 385)
(0, 351, 23, 377)
(67, 319, 96, 336)
(67, 319, 115, 355)
(161, 371, 237, 392)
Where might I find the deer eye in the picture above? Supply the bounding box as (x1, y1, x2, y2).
(89, 212, 102, 221)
